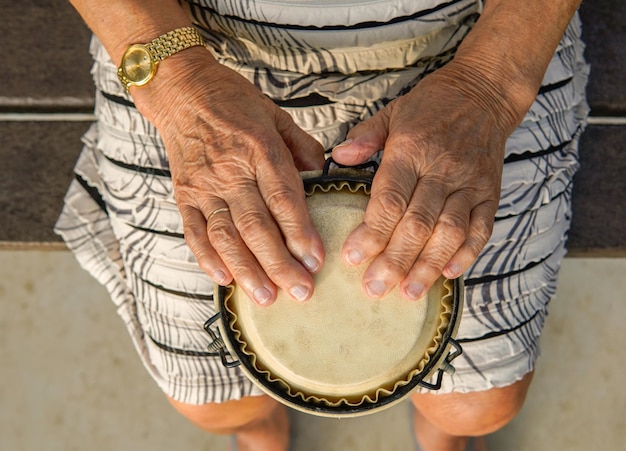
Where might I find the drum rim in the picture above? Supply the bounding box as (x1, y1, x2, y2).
(214, 277, 463, 417)
(213, 167, 464, 417)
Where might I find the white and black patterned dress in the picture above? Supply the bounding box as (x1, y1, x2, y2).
(55, 0, 589, 404)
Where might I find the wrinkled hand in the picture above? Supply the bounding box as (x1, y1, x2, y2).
(132, 48, 325, 305)
(332, 61, 519, 301)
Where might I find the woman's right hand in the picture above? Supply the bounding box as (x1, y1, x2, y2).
(130, 46, 326, 306)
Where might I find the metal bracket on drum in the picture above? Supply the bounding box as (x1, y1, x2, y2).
(203, 312, 241, 368)
(303, 157, 379, 189)
(417, 338, 463, 391)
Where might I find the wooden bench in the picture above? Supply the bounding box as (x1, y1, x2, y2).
(1, 0, 624, 255)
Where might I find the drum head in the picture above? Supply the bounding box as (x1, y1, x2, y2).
(215, 168, 462, 417)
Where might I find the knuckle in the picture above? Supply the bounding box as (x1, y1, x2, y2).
(235, 209, 268, 237)
(367, 235, 389, 255)
(207, 220, 239, 247)
(229, 258, 258, 276)
(262, 260, 294, 284)
(264, 187, 298, 218)
(181, 216, 202, 239)
(348, 222, 389, 255)
(436, 216, 468, 245)
(234, 210, 282, 253)
(404, 211, 437, 238)
(375, 188, 409, 219)
(261, 259, 282, 277)
(465, 222, 493, 257)
(363, 169, 416, 238)
(180, 209, 207, 245)
(421, 253, 449, 275)
(380, 252, 413, 278)
(245, 133, 273, 155)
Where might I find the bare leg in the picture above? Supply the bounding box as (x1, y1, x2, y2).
(413, 407, 487, 451)
(167, 395, 289, 451)
(410, 372, 534, 451)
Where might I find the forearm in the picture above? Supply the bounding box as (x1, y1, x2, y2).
(69, 0, 193, 65)
(69, 0, 226, 127)
(447, 0, 582, 131)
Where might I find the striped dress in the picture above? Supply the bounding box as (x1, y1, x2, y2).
(55, 0, 589, 404)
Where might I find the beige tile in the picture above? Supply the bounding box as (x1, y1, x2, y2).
(1, 251, 625, 451)
(0, 250, 224, 451)
(290, 403, 414, 451)
(488, 258, 626, 451)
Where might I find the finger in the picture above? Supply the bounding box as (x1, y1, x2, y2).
(256, 158, 325, 275)
(179, 204, 233, 286)
(277, 113, 325, 171)
(341, 155, 419, 268)
(442, 200, 497, 279)
(399, 191, 473, 301)
(204, 202, 280, 306)
(228, 179, 318, 303)
(331, 109, 390, 165)
(359, 175, 450, 299)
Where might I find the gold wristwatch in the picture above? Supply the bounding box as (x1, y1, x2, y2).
(117, 27, 204, 92)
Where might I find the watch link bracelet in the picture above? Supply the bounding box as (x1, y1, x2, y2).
(117, 27, 205, 92)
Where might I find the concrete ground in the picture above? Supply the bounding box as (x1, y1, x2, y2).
(1, 251, 624, 451)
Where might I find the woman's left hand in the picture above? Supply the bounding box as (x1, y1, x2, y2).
(331, 60, 520, 300)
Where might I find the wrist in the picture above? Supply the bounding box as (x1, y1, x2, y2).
(442, 0, 582, 133)
(437, 58, 534, 134)
(128, 45, 218, 127)
(117, 26, 206, 92)
(70, 0, 195, 65)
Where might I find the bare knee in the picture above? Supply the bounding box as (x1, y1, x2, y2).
(411, 371, 534, 437)
(167, 394, 281, 435)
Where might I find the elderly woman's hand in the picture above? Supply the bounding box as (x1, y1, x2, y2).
(131, 47, 326, 306)
(332, 61, 521, 300)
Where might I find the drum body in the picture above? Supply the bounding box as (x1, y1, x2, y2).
(205, 162, 463, 417)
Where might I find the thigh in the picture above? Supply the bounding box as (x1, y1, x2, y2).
(411, 371, 535, 436)
(167, 394, 282, 433)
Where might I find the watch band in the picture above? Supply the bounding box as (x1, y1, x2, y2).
(145, 27, 205, 63)
(117, 26, 205, 92)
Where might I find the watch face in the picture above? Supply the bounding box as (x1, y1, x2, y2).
(122, 44, 155, 85)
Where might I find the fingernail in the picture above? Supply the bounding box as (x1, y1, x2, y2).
(345, 248, 364, 265)
(290, 285, 310, 302)
(334, 138, 353, 148)
(445, 263, 462, 278)
(214, 270, 228, 285)
(302, 255, 320, 273)
(406, 282, 425, 301)
(366, 280, 387, 298)
(253, 287, 273, 305)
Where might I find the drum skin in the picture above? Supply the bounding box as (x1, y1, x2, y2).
(210, 165, 464, 417)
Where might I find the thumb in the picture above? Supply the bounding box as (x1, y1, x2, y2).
(332, 111, 390, 166)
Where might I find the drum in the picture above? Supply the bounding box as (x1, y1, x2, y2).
(204, 159, 463, 418)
